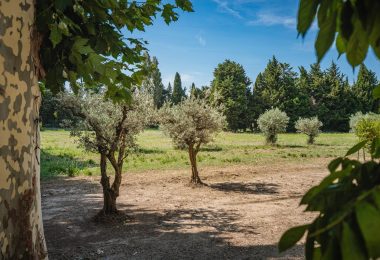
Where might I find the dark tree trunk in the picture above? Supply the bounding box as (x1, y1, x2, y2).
(307, 135, 315, 145)
(188, 145, 204, 185)
(99, 153, 118, 214)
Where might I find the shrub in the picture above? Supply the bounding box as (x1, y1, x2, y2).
(295, 117, 323, 144)
(355, 118, 380, 144)
(257, 108, 289, 145)
(349, 112, 380, 133)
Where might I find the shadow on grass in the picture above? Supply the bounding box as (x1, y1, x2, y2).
(137, 147, 165, 154)
(210, 182, 279, 194)
(42, 178, 302, 260)
(41, 149, 98, 180)
(200, 145, 223, 152)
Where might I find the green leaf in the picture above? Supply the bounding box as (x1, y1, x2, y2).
(340, 222, 367, 260)
(347, 21, 369, 67)
(373, 85, 380, 99)
(340, 0, 354, 40)
(278, 224, 309, 252)
(345, 140, 367, 156)
(356, 201, 380, 258)
(336, 34, 346, 57)
(369, 15, 380, 58)
(162, 4, 178, 24)
(328, 157, 343, 172)
(315, 12, 337, 62)
(372, 188, 380, 210)
(49, 25, 62, 48)
(72, 37, 93, 54)
(297, 0, 319, 36)
(175, 0, 193, 12)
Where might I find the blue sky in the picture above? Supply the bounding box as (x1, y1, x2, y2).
(133, 0, 379, 89)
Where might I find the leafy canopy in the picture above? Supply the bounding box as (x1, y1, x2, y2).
(59, 90, 154, 154)
(159, 97, 225, 149)
(36, 0, 193, 101)
(297, 0, 380, 67)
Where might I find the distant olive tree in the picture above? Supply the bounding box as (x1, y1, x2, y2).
(59, 91, 153, 215)
(257, 108, 289, 145)
(159, 98, 225, 185)
(295, 117, 323, 145)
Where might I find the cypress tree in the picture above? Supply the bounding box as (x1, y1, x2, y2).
(172, 72, 186, 104)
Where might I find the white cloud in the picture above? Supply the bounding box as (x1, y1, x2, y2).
(212, 0, 242, 19)
(247, 12, 296, 28)
(196, 35, 206, 46)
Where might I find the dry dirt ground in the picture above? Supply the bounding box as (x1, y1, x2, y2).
(42, 159, 330, 260)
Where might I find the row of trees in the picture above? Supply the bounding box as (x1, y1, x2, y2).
(211, 58, 379, 132)
(42, 55, 378, 132)
(113, 54, 380, 133)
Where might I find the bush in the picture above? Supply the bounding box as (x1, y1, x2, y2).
(349, 112, 380, 133)
(257, 108, 289, 144)
(295, 117, 323, 144)
(355, 118, 380, 144)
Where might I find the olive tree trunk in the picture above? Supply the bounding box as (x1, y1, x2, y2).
(188, 145, 203, 185)
(99, 153, 118, 214)
(0, 0, 47, 258)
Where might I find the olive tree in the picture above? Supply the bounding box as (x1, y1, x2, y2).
(60, 91, 153, 215)
(159, 98, 225, 185)
(257, 108, 289, 145)
(295, 117, 323, 144)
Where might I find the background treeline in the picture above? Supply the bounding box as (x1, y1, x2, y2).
(41, 55, 379, 132)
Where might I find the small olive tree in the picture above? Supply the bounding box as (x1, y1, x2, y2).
(257, 108, 289, 145)
(60, 91, 153, 215)
(295, 117, 323, 144)
(159, 98, 225, 185)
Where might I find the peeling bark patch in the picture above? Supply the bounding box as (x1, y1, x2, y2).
(13, 93, 22, 114)
(0, 96, 10, 121)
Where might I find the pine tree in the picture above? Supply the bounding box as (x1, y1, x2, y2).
(211, 60, 251, 131)
(172, 72, 186, 104)
(353, 64, 379, 113)
(252, 56, 301, 130)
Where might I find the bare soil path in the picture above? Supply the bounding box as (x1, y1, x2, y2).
(42, 159, 329, 259)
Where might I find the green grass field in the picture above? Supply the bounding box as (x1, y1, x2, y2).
(40, 129, 358, 179)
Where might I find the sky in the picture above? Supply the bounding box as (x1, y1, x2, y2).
(132, 0, 380, 89)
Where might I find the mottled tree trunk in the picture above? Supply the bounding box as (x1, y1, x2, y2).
(188, 145, 203, 185)
(0, 0, 47, 258)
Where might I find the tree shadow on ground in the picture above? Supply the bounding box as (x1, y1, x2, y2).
(200, 145, 223, 152)
(136, 147, 165, 154)
(42, 178, 302, 260)
(41, 150, 97, 179)
(210, 182, 279, 195)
